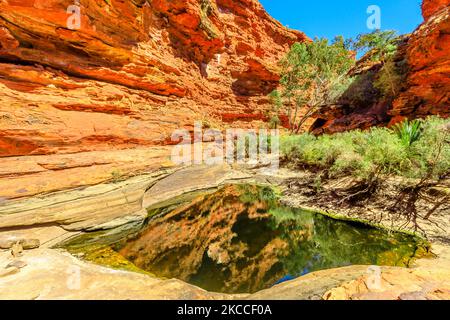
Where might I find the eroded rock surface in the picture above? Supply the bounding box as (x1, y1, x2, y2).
(310, 0, 449, 134)
(0, 0, 309, 201)
(0, 164, 261, 231)
(390, 0, 450, 123)
(0, 248, 233, 299)
(0, 0, 306, 158)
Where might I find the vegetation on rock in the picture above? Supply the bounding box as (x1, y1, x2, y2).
(351, 30, 407, 99)
(281, 116, 449, 181)
(271, 37, 355, 133)
(281, 116, 449, 230)
(352, 30, 398, 61)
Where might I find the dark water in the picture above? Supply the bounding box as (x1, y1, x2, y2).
(60, 184, 429, 294)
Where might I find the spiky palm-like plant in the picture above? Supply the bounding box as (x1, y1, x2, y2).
(393, 119, 423, 147)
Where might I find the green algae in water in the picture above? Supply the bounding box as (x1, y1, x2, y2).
(60, 184, 430, 294)
(56, 222, 156, 275)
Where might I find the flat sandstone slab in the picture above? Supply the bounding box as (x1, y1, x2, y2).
(0, 245, 449, 300)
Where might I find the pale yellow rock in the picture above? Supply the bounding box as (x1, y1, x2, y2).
(0, 249, 233, 300)
(0, 239, 14, 250)
(0, 267, 19, 278)
(323, 287, 348, 300)
(0, 171, 175, 231)
(10, 242, 23, 258)
(322, 246, 450, 300)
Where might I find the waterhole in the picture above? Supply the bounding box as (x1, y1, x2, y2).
(60, 184, 429, 294)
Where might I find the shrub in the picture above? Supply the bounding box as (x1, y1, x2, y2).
(352, 30, 408, 99)
(409, 116, 450, 180)
(280, 134, 316, 162)
(362, 127, 410, 176)
(302, 133, 356, 167)
(280, 117, 449, 182)
(374, 58, 408, 99)
(352, 30, 398, 61)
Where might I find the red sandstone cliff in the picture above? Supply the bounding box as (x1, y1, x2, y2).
(0, 0, 307, 158)
(0, 1, 448, 199)
(423, 0, 450, 19)
(390, 0, 450, 123)
(0, 0, 309, 199)
(311, 0, 449, 134)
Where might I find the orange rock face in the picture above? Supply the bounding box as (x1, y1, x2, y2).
(390, 0, 450, 121)
(0, 0, 307, 159)
(311, 1, 449, 134)
(422, 0, 450, 19)
(0, 0, 308, 197)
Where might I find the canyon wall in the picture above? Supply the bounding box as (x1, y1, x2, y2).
(422, 0, 450, 19)
(311, 0, 449, 134)
(0, 0, 307, 158)
(0, 0, 448, 199)
(0, 0, 307, 198)
(390, 0, 450, 123)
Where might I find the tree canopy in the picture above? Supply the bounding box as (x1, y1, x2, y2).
(272, 37, 354, 133)
(352, 29, 398, 61)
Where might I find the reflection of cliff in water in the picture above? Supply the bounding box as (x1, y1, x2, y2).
(118, 184, 425, 294)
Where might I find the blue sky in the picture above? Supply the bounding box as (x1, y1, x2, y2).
(259, 0, 423, 41)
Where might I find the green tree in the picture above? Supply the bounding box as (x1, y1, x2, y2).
(273, 37, 354, 134)
(352, 30, 402, 97)
(352, 30, 398, 61)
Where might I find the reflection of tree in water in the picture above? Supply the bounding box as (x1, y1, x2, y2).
(202, 184, 424, 289)
(64, 184, 429, 294)
(237, 184, 279, 207)
(268, 204, 423, 281)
